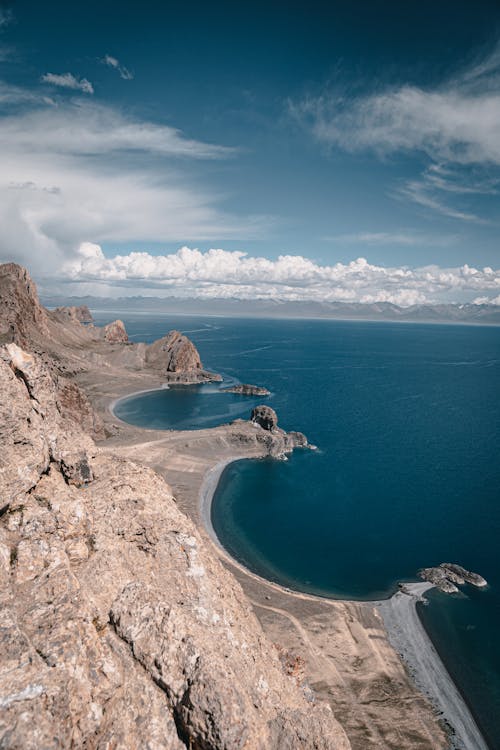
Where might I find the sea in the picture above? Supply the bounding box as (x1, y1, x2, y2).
(99, 312, 500, 749)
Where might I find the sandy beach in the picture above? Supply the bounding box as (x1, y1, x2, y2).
(100, 381, 488, 749)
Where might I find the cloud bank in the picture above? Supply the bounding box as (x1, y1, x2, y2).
(41, 72, 94, 94)
(61, 243, 500, 306)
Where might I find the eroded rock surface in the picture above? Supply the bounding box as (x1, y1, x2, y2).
(102, 319, 129, 343)
(251, 404, 279, 431)
(0, 263, 49, 346)
(0, 345, 349, 750)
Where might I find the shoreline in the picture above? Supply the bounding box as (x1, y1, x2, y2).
(198, 450, 489, 750)
(102, 381, 488, 750)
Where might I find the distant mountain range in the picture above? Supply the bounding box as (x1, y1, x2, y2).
(41, 294, 500, 325)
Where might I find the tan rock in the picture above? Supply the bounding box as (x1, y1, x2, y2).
(102, 319, 129, 343)
(0, 346, 349, 749)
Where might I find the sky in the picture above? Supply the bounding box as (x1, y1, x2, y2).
(0, 0, 499, 305)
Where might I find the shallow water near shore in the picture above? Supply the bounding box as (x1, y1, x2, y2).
(97, 312, 500, 748)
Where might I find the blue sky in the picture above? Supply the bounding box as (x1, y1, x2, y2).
(0, 0, 499, 304)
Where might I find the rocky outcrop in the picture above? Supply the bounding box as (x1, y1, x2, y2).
(0, 263, 50, 346)
(251, 404, 279, 431)
(147, 330, 201, 371)
(222, 383, 271, 396)
(146, 330, 221, 383)
(0, 344, 349, 749)
(102, 319, 129, 343)
(246, 406, 309, 458)
(53, 305, 93, 324)
(419, 563, 487, 594)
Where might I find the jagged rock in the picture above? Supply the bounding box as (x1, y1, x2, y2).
(0, 344, 95, 500)
(222, 383, 271, 396)
(102, 319, 129, 343)
(53, 305, 93, 324)
(419, 563, 487, 593)
(251, 405, 279, 431)
(0, 263, 50, 346)
(0, 344, 349, 750)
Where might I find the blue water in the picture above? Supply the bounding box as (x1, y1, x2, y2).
(97, 312, 500, 749)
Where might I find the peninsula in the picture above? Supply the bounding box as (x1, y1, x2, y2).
(0, 263, 486, 749)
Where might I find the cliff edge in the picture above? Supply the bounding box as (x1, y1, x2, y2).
(0, 264, 350, 749)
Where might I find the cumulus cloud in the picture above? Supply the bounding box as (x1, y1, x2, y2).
(41, 72, 94, 94)
(102, 54, 133, 80)
(60, 244, 500, 306)
(293, 41, 500, 221)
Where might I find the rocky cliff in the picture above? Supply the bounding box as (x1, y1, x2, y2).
(0, 263, 50, 346)
(146, 329, 221, 382)
(0, 264, 350, 749)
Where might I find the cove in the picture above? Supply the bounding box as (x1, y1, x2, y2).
(102, 313, 500, 748)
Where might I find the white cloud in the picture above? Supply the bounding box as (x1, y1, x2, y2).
(326, 230, 455, 247)
(40, 72, 94, 94)
(102, 54, 133, 80)
(59, 244, 500, 306)
(0, 80, 53, 105)
(0, 89, 264, 274)
(0, 100, 234, 158)
(473, 295, 500, 305)
(293, 42, 500, 221)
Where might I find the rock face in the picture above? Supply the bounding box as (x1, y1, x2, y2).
(0, 343, 349, 749)
(251, 405, 278, 431)
(419, 563, 487, 594)
(102, 319, 129, 343)
(0, 263, 50, 346)
(53, 305, 93, 324)
(147, 330, 201, 372)
(222, 383, 271, 396)
(145, 330, 221, 382)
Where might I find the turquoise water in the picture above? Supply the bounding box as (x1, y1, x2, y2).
(99, 313, 500, 749)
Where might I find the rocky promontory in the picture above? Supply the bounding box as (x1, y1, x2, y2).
(146, 329, 221, 383)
